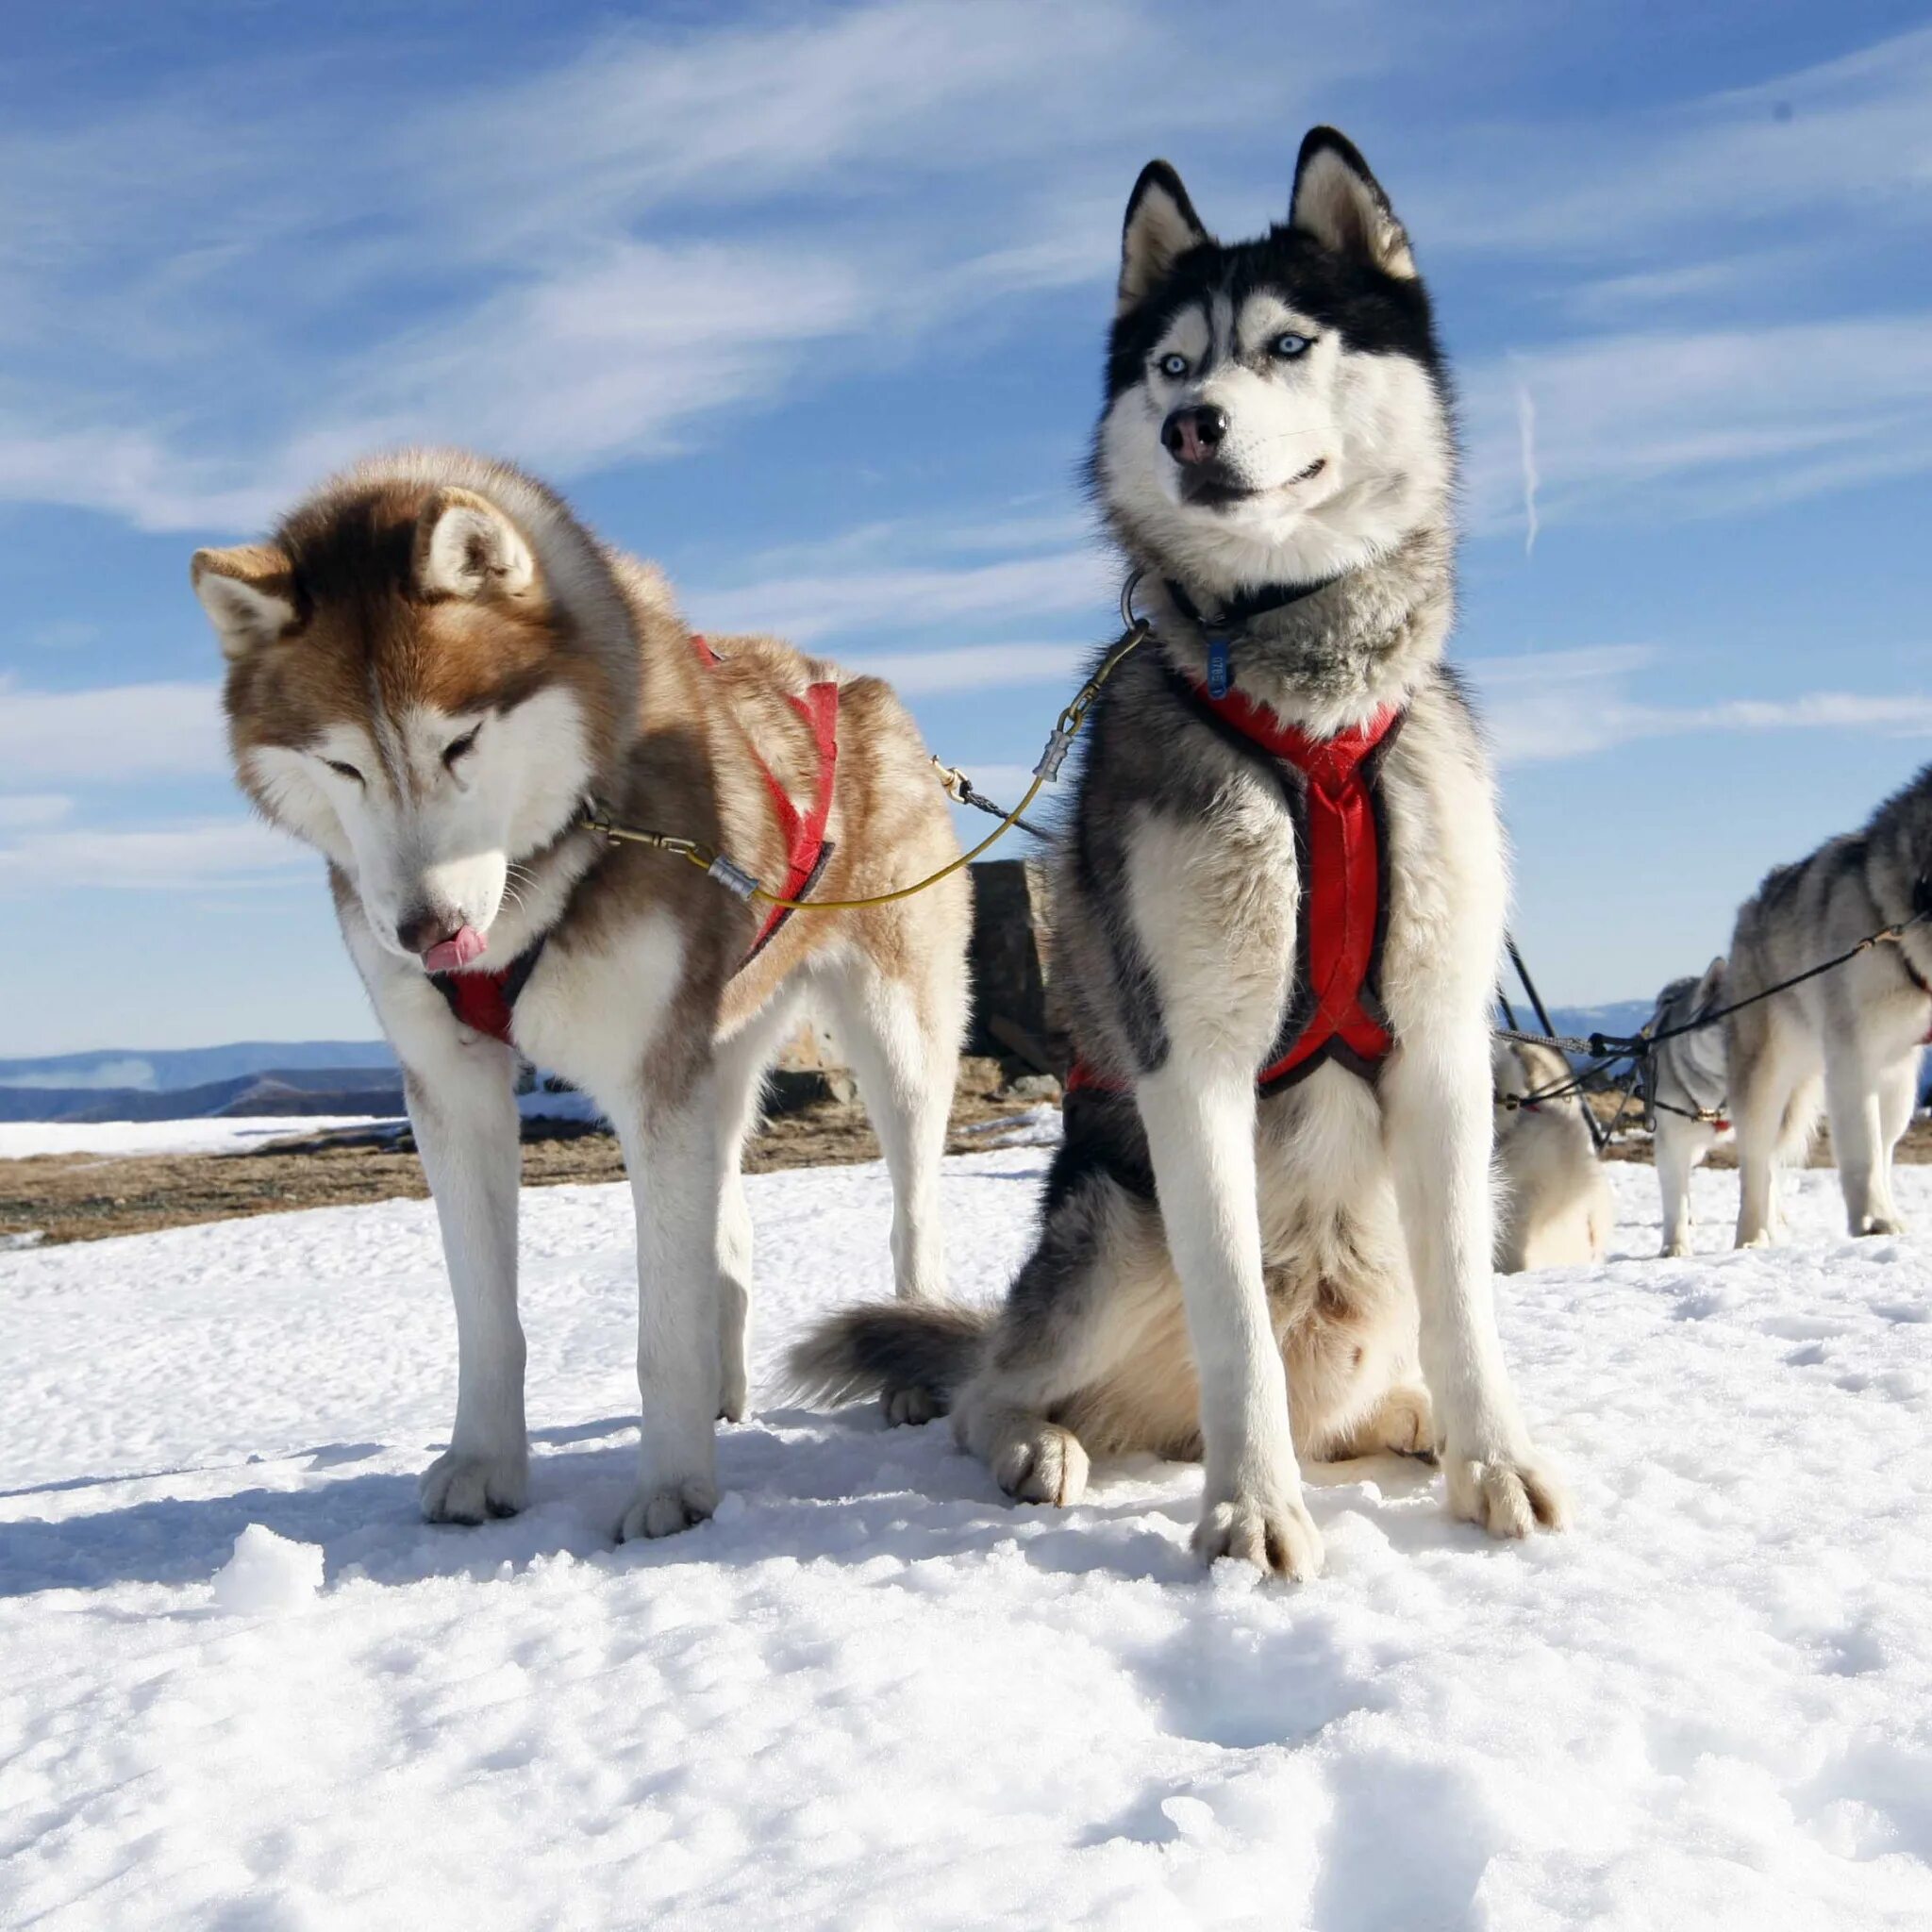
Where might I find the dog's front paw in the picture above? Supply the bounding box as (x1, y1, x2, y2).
(1192, 1487, 1324, 1580)
(1659, 1237, 1692, 1259)
(1853, 1213, 1905, 1238)
(617, 1474, 719, 1542)
(419, 1448, 528, 1524)
(1442, 1448, 1569, 1539)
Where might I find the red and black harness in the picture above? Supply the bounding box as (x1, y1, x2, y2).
(432, 633, 840, 1046)
(1068, 673, 1406, 1099)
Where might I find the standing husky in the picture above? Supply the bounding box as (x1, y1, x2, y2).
(1641, 958, 1730, 1257)
(193, 450, 969, 1540)
(1728, 772, 1932, 1247)
(792, 130, 1566, 1578)
(1491, 1039, 1612, 1272)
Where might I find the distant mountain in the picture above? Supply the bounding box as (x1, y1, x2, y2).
(0, 1064, 406, 1124)
(1538, 1000, 1656, 1046)
(0, 1041, 395, 1095)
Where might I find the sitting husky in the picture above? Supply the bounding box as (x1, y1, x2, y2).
(1491, 1039, 1612, 1272)
(192, 450, 969, 1540)
(793, 129, 1566, 1577)
(1641, 958, 1729, 1257)
(1728, 772, 1932, 1246)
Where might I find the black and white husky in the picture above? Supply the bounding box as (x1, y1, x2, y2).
(794, 129, 1567, 1578)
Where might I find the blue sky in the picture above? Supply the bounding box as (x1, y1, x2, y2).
(3, 0, 1931, 1056)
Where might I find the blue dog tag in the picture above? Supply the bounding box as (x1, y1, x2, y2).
(1207, 633, 1232, 699)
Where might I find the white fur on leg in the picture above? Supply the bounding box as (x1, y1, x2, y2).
(608, 1077, 725, 1541)
(391, 1008, 529, 1525)
(1383, 1030, 1569, 1539)
(1655, 1115, 1708, 1259)
(1136, 1062, 1324, 1580)
(816, 955, 958, 1302)
(987, 1410, 1091, 1506)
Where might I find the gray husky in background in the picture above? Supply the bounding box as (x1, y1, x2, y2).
(1728, 770, 1932, 1246)
(1491, 1039, 1612, 1272)
(793, 128, 1567, 1578)
(1642, 958, 1730, 1257)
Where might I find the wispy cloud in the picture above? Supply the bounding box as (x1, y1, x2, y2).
(0, 793, 71, 830)
(697, 549, 1115, 643)
(1466, 645, 1932, 764)
(1462, 315, 1932, 531)
(0, 818, 309, 891)
(0, 681, 225, 782)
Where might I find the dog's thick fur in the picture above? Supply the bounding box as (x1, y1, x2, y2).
(1727, 771, 1932, 1247)
(195, 450, 970, 1540)
(1643, 958, 1730, 1257)
(1491, 1040, 1612, 1272)
(791, 130, 1565, 1578)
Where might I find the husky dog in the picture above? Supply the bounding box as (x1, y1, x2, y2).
(1641, 958, 1730, 1257)
(792, 130, 1566, 1577)
(1728, 771, 1932, 1247)
(193, 450, 969, 1540)
(1491, 1039, 1612, 1271)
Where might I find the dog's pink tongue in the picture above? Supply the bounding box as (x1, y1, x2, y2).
(422, 925, 486, 974)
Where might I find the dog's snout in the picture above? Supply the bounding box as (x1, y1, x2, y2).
(396, 907, 455, 957)
(1162, 404, 1229, 465)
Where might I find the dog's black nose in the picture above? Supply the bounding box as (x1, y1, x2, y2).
(1162, 404, 1229, 465)
(396, 908, 452, 957)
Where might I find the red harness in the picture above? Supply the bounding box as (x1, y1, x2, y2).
(433, 633, 840, 1044)
(1069, 683, 1404, 1098)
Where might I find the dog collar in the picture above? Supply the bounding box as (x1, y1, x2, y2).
(1163, 575, 1341, 698)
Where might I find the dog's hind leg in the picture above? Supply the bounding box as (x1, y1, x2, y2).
(1874, 1050, 1919, 1235)
(953, 1177, 1183, 1510)
(1656, 1115, 1702, 1258)
(711, 985, 808, 1423)
(1732, 1020, 1800, 1249)
(815, 928, 965, 1305)
(1823, 1033, 1899, 1238)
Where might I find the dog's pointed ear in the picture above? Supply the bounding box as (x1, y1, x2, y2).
(1290, 127, 1415, 280)
(1118, 160, 1209, 314)
(192, 545, 297, 660)
(1698, 955, 1727, 1000)
(413, 489, 536, 601)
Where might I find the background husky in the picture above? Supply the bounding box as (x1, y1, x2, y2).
(193, 449, 970, 1541)
(1643, 958, 1730, 1257)
(793, 128, 1566, 1578)
(1727, 769, 1932, 1247)
(1491, 1039, 1612, 1271)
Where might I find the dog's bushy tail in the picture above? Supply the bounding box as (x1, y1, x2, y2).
(784, 1301, 993, 1413)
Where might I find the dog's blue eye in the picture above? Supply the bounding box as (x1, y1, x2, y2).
(1158, 353, 1189, 378)
(1272, 333, 1312, 359)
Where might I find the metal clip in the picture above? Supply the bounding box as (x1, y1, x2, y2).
(1035, 724, 1076, 782)
(707, 852, 760, 900)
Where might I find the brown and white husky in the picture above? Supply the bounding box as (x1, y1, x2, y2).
(193, 449, 970, 1541)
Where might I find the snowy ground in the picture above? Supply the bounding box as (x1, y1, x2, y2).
(0, 1117, 401, 1161)
(3, 1151, 1930, 1929)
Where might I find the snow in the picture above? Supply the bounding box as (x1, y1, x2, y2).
(0, 1115, 400, 1160)
(3, 1150, 1930, 1927)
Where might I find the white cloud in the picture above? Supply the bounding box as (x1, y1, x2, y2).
(0, 817, 310, 891)
(841, 641, 1093, 695)
(1463, 316, 1932, 532)
(0, 794, 71, 829)
(698, 549, 1115, 643)
(1465, 646, 1932, 765)
(0, 681, 225, 782)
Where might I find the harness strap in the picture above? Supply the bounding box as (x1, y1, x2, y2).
(1070, 683, 1404, 1097)
(430, 632, 840, 1044)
